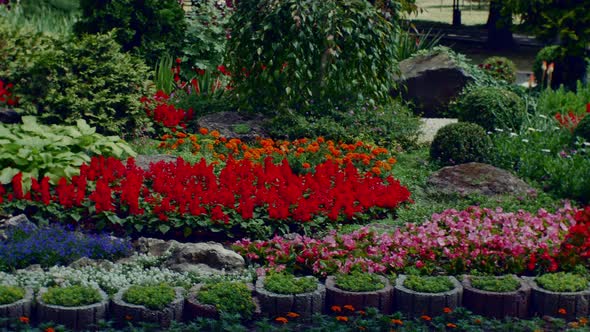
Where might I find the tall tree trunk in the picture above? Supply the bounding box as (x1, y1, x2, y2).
(487, 0, 514, 49)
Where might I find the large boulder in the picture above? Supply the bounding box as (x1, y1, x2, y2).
(427, 163, 535, 197)
(166, 242, 245, 273)
(197, 111, 268, 142)
(0, 214, 37, 241)
(0, 108, 21, 124)
(394, 51, 474, 117)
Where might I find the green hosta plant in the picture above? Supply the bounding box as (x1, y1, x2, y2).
(196, 282, 256, 319)
(536, 272, 589, 293)
(403, 275, 454, 293)
(263, 273, 317, 295)
(470, 275, 520, 293)
(335, 271, 385, 292)
(42, 285, 102, 307)
(0, 285, 25, 304)
(0, 116, 136, 193)
(123, 284, 177, 310)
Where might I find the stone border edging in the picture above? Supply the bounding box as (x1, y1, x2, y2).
(37, 287, 109, 330)
(394, 275, 463, 317)
(524, 276, 590, 321)
(0, 287, 33, 326)
(462, 275, 530, 318)
(111, 286, 184, 328)
(325, 275, 393, 314)
(185, 283, 261, 321)
(256, 276, 325, 318)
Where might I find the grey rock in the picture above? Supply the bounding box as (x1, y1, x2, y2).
(197, 111, 269, 142)
(0, 108, 21, 124)
(166, 241, 245, 272)
(394, 51, 474, 117)
(427, 162, 535, 197)
(134, 237, 179, 257)
(134, 154, 178, 172)
(167, 263, 226, 276)
(0, 214, 37, 241)
(69, 257, 115, 270)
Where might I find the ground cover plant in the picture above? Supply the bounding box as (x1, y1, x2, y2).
(535, 272, 589, 293)
(263, 273, 317, 295)
(0, 285, 24, 304)
(335, 271, 385, 292)
(196, 281, 256, 319)
(41, 285, 102, 307)
(403, 275, 454, 293)
(469, 275, 521, 292)
(123, 284, 176, 310)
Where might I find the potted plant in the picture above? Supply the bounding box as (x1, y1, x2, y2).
(526, 272, 590, 320)
(185, 281, 259, 320)
(256, 272, 325, 318)
(0, 285, 33, 327)
(462, 275, 530, 318)
(111, 284, 184, 328)
(325, 271, 393, 314)
(37, 285, 109, 330)
(394, 275, 462, 317)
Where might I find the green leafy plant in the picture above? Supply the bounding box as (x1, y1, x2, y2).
(574, 115, 590, 142)
(154, 54, 176, 95)
(480, 56, 517, 83)
(0, 116, 136, 193)
(536, 272, 589, 293)
(335, 271, 385, 292)
(263, 273, 317, 295)
(196, 282, 256, 319)
(123, 284, 177, 310)
(227, 0, 398, 113)
(454, 86, 526, 131)
(74, 0, 186, 65)
(0, 1, 78, 36)
(17, 32, 152, 136)
(0, 285, 25, 305)
(430, 122, 492, 166)
(394, 26, 443, 61)
(42, 285, 102, 307)
(470, 275, 520, 292)
(403, 275, 454, 293)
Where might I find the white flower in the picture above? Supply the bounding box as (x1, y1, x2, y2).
(521, 139, 529, 143)
(538, 114, 548, 119)
(583, 142, 590, 147)
(527, 127, 537, 132)
(541, 149, 551, 153)
(495, 128, 504, 132)
(510, 132, 518, 137)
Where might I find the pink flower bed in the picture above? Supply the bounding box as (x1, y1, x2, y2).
(234, 204, 578, 275)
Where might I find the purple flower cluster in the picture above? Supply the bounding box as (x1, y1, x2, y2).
(0, 223, 131, 270)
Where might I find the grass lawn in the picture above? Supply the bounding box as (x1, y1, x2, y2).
(413, 0, 490, 26)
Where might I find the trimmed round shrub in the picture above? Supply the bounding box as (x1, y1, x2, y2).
(227, 0, 398, 113)
(20, 33, 152, 136)
(196, 282, 256, 319)
(42, 286, 102, 307)
(574, 115, 590, 142)
(123, 284, 176, 310)
(455, 86, 526, 131)
(479, 56, 517, 83)
(430, 122, 492, 166)
(74, 0, 186, 65)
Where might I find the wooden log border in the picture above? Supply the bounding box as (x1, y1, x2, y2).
(325, 276, 393, 314)
(394, 275, 463, 317)
(462, 275, 530, 319)
(111, 287, 184, 328)
(255, 276, 325, 318)
(0, 287, 33, 327)
(37, 287, 109, 331)
(524, 276, 590, 321)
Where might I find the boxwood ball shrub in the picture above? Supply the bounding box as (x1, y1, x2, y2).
(536, 272, 589, 293)
(455, 86, 526, 131)
(480, 56, 517, 83)
(264, 273, 318, 295)
(197, 282, 256, 319)
(403, 275, 454, 293)
(74, 0, 186, 65)
(335, 271, 385, 292)
(42, 285, 102, 307)
(430, 122, 492, 166)
(227, 0, 398, 113)
(574, 115, 590, 142)
(470, 276, 520, 293)
(123, 284, 176, 310)
(0, 285, 25, 304)
(21, 33, 152, 136)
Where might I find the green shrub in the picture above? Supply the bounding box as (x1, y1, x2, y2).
(335, 272, 385, 292)
(0, 116, 136, 193)
(470, 276, 520, 293)
(227, 0, 398, 113)
(196, 282, 255, 319)
(574, 115, 590, 142)
(480, 56, 517, 84)
(536, 272, 588, 292)
(74, 0, 186, 65)
(19, 33, 152, 135)
(264, 273, 317, 295)
(430, 122, 492, 166)
(454, 86, 526, 131)
(42, 285, 102, 307)
(123, 284, 176, 310)
(403, 275, 454, 293)
(0, 285, 25, 305)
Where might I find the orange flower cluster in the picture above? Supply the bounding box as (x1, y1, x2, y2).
(158, 129, 398, 176)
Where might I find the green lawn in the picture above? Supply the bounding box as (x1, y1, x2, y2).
(413, 0, 490, 26)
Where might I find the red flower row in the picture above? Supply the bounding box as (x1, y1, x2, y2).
(555, 103, 590, 132)
(0, 80, 18, 106)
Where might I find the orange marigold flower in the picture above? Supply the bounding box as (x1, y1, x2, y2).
(211, 130, 220, 138)
(336, 316, 348, 322)
(443, 307, 453, 314)
(286, 312, 300, 318)
(580, 317, 588, 325)
(19, 316, 29, 324)
(391, 319, 403, 325)
(220, 137, 227, 143)
(446, 323, 457, 328)
(189, 135, 197, 142)
(357, 310, 366, 316)
(302, 162, 311, 169)
(569, 322, 580, 328)
(343, 305, 355, 311)
(558, 308, 567, 315)
(331, 305, 342, 313)
(176, 139, 185, 145)
(275, 317, 288, 324)
(161, 134, 172, 140)
(474, 318, 482, 324)
(45, 328, 55, 332)
(387, 157, 396, 164)
(125, 315, 133, 321)
(317, 136, 325, 143)
(158, 142, 167, 148)
(420, 315, 431, 321)
(359, 327, 366, 331)
(371, 167, 381, 175)
(176, 132, 187, 138)
(199, 128, 209, 135)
